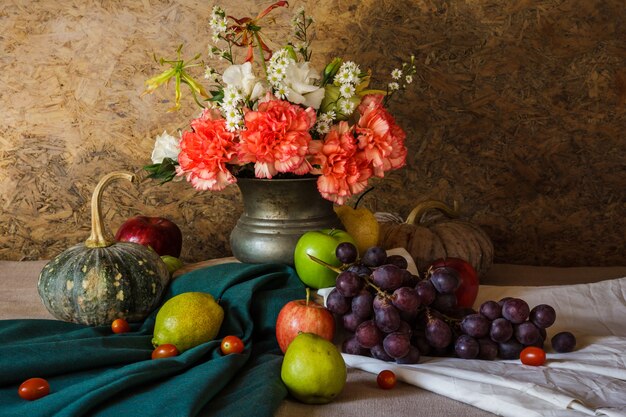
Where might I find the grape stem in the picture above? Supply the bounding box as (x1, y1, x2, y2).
(306, 254, 343, 274)
(362, 275, 391, 300)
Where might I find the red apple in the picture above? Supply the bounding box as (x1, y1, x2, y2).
(276, 290, 335, 354)
(115, 216, 182, 258)
(429, 257, 479, 308)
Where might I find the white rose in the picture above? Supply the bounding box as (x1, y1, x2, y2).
(222, 62, 267, 101)
(282, 62, 325, 109)
(151, 130, 180, 164)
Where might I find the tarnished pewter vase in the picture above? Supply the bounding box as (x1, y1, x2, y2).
(230, 177, 341, 265)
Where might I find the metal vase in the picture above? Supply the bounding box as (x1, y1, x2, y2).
(230, 176, 341, 265)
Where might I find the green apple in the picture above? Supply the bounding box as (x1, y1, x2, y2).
(294, 229, 356, 289)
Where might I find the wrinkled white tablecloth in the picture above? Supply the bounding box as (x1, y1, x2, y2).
(322, 249, 626, 417)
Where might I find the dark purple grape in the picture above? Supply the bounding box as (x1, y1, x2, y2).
(551, 331, 576, 353)
(396, 345, 421, 364)
(479, 300, 502, 320)
(455, 335, 480, 359)
(498, 297, 513, 306)
(373, 294, 389, 311)
(490, 317, 513, 343)
(412, 334, 432, 356)
(374, 303, 401, 333)
(342, 336, 368, 355)
(386, 254, 408, 269)
(391, 287, 420, 313)
(498, 338, 524, 359)
(351, 289, 374, 319)
(396, 320, 412, 336)
(346, 263, 372, 277)
(501, 298, 530, 324)
(362, 246, 387, 267)
(326, 288, 351, 315)
(400, 269, 417, 287)
(529, 304, 556, 329)
(538, 327, 547, 341)
(477, 338, 498, 360)
(514, 321, 540, 345)
(383, 332, 411, 359)
(460, 313, 491, 338)
(415, 280, 436, 306)
(370, 344, 393, 361)
(371, 264, 403, 291)
(335, 241, 358, 264)
(429, 267, 461, 294)
(431, 293, 458, 314)
(335, 271, 363, 297)
(355, 320, 383, 348)
(425, 316, 452, 349)
(343, 312, 366, 333)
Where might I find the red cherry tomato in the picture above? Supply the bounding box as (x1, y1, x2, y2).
(18, 377, 50, 401)
(151, 344, 179, 359)
(376, 370, 397, 389)
(221, 335, 245, 355)
(520, 346, 546, 366)
(111, 318, 131, 334)
(430, 257, 479, 308)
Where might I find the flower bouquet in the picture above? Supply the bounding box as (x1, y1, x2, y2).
(144, 2, 415, 205)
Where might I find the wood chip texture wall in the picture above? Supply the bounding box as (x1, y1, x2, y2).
(1, 0, 624, 266)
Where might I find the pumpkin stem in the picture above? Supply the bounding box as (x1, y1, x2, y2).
(85, 171, 135, 248)
(405, 200, 460, 225)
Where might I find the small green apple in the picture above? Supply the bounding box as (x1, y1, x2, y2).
(294, 229, 356, 289)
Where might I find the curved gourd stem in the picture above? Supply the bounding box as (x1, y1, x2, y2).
(405, 200, 460, 225)
(85, 171, 135, 248)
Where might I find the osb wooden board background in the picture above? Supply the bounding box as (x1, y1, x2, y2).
(1, 0, 624, 266)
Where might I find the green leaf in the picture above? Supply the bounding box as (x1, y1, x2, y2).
(144, 158, 179, 184)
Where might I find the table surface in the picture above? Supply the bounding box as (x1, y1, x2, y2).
(2, 259, 625, 417)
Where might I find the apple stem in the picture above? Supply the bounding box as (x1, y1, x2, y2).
(306, 254, 343, 274)
(305, 287, 310, 306)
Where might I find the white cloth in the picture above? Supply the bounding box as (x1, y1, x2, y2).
(321, 249, 626, 417)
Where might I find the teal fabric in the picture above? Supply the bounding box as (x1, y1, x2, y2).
(0, 262, 305, 417)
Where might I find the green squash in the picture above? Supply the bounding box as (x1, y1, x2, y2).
(38, 172, 171, 326)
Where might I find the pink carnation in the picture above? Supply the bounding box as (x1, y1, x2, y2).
(356, 94, 407, 177)
(238, 98, 316, 178)
(310, 122, 372, 205)
(176, 108, 238, 191)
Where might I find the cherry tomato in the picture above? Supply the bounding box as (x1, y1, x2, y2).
(520, 346, 546, 366)
(221, 335, 245, 355)
(376, 370, 397, 389)
(111, 318, 130, 334)
(430, 258, 479, 308)
(151, 344, 179, 359)
(18, 377, 50, 401)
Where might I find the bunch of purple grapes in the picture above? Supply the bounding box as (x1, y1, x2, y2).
(326, 243, 576, 364)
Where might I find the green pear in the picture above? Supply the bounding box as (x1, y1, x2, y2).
(280, 332, 347, 404)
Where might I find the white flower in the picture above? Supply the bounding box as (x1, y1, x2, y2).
(222, 62, 267, 102)
(405, 75, 413, 84)
(391, 68, 403, 80)
(318, 111, 336, 123)
(281, 61, 325, 109)
(336, 61, 360, 85)
(338, 99, 356, 115)
(388, 82, 400, 91)
(151, 131, 180, 164)
(316, 122, 330, 135)
(339, 83, 355, 98)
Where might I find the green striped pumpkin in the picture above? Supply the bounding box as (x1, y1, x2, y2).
(38, 172, 170, 326)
